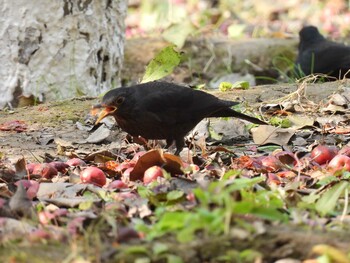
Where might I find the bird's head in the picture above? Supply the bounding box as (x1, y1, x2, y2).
(299, 25, 324, 43)
(92, 88, 129, 124)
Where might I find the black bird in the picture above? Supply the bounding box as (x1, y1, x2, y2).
(94, 81, 266, 155)
(295, 25, 350, 79)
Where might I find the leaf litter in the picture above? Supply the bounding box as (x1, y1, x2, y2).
(2, 82, 350, 261)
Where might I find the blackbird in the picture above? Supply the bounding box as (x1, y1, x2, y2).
(295, 25, 350, 79)
(94, 81, 266, 154)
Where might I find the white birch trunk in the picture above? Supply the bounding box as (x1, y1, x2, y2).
(0, 0, 127, 108)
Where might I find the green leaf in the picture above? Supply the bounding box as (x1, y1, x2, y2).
(227, 24, 246, 39)
(125, 245, 150, 255)
(166, 190, 184, 201)
(166, 254, 184, 263)
(141, 45, 181, 83)
(219, 81, 250, 91)
(162, 20, 195, 48)
(177, 227, 195, 243)
(301, 192, 320, 204)
(251, 207, 288, 221)
(135, 258, 151, 263)
(137, 185, 153, 198)
(315, 181, 349, 215)
(269, 117, 292, 128)
(226, 177, 265, 192)
(78, 201, 93, 210)
(157, 212, 187, 230)
(152, 242, 169, 255)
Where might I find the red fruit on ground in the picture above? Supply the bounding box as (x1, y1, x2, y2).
(328, 155, 350, 172)
(66, 158, 87, 167)
(14, 180, 40, 199)
(132, 151, 147, 161)
(261, 156, 281, 172)
(267, 173, 281, 185)
(108, 180, 128, 190)
(50, 161, 69, 173)
(311, 145, 337, 165)
(123, 167, 134, 177)
(338, 145, 350, 157)
(186, 192, 196, 202)
(80, 167, 106, 187)
(143, 166, 164, 184)
(32, 163, 58, 178)
(26, 163, 36, 174)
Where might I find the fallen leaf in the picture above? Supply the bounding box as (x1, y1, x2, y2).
(287, 115, 315, 129)
(251, 126, 295, 146)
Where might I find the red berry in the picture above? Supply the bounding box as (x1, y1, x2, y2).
(143, 166, 164, 184)
(50, 161, 69, 173)
(311, 145, 337, 165)
(80, 167, 106, 187)
(261, 156, 281, 172)
(338, 145, 350, 157)
(66, 158, 87, 167)
(328, 155, 350, 172)
(31, 163, 58, 178)
(108, 180, 128, 190)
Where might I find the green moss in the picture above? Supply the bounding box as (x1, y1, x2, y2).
(0, 98, 96, 127)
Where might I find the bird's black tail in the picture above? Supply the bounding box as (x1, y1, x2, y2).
(210, 108, 267, 125)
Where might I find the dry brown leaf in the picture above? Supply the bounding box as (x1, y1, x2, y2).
(251, 125, 295, 146)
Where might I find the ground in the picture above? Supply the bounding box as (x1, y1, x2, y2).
(2, 37, 350, 262)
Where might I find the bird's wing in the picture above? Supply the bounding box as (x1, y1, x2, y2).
(135, 84, 232, 125)
(297, 41, 350, 75)
(312, 43, 350, 73)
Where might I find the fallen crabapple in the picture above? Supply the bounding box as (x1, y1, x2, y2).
(14, 180, 39, 199)
(143, 165, 164, 184)
(108, 180, 128, 190)
(132, 151, 147, 161)
(80, 167, 106, 187)
(66, 158, 87, 167)
(327, 154, 350, 172)
(122, 167, 134, 177)
(26, 163, 36, 174)
(261, 156, 282, 172)
(311, 145, 338, 165)
(50, 161, 69, 173)
(267, 173, 281, 185)
(338, 145, 350, 157)
(31, 163, 58, 178)
(186, 192, 196, 202)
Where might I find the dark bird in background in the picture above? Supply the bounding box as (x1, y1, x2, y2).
(295, 25, 350, 79)
(94, 81, 266, 155)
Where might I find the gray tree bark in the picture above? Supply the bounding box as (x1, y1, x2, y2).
(0, 0, 127, 108)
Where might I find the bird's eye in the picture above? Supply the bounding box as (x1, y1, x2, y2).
(116, 96, 124, 105)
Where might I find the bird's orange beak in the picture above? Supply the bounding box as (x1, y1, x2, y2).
(92, 104, 117, 124)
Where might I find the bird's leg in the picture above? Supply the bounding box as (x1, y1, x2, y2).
(174, 138, 185, 155)
(165, 139, 174, 148)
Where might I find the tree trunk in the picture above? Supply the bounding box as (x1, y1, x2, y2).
(0, 0, 127, 108)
